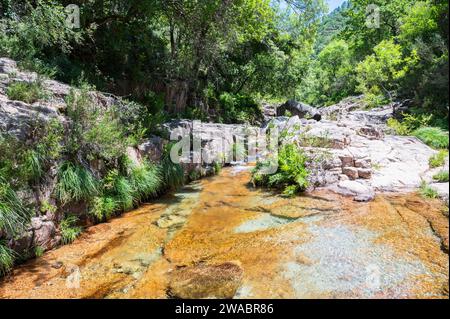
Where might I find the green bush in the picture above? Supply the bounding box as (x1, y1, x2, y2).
(413, 127, 449, 149)
(56, 162, 98, 205)
(89, 196, 118, 221)
(60, 215, 82, 245)
(419, 181, 439, 199)
(429, 150, 448, 168)
(65, 87, 129, 162)
(433, 171, 449, 183)
(0, 241, 15, 276)
(252, 144, 310, 196)
(6, 81, 48, 104)
(219, 93, 263, 124)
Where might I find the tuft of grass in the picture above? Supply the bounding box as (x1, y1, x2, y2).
(159, 146, 184, 190)
(433, 170, 449, 183)
(413, 127, 449, 149)
(419, 181, 439, 199)
(60, 215, 82, 245)
(0, 241, 15, 276)
(34, 246, 45, 257)
(103, 170, 134, 212)
(429, 150, 448, 168)
(0, 176, 31, 237)
(129, 161, 162, 204)
(6, 81, 48, 104)
(56, 162, 98, 205)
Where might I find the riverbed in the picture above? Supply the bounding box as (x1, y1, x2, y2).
(0, 166, 448, 299)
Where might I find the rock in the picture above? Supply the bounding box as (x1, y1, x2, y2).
(156, 215, 186, 229)
(168, 262, 243, 299)
(339, 155, 355, 168)
(33, 220, 58, 250)
(277, 100, 322, 121)
(355, 158, 371, 168)
(357, 168, 373, 180)
(334, 180, 375, 202)
(342, 167, 359, 180)
(339, 174, 349, 181)
(139, 136, 166, 162)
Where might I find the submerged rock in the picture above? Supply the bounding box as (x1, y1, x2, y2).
(168, 262, 243, 299)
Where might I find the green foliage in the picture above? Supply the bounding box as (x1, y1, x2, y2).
(56, 162, 98, 205)
(0, 241, 15, 276)
(89, 196, 117, 221)
(387, 113, 433, 136)
(433, 171, 449, 183)
(6, 80, 48, 104)
(429, 150, 448, 168)
(419, 181, 439, 199)
(356, 40, 419, 107)
(34, 246, 45, 257)
(218, 93, 263, 124)
(413, 127, 449, 149)
(102, 169, 134, 212)
(128, 161, 162, 205)
(60, 215, 82, 245)
(252, 144, 310, 196)
(65, 87, 129, 162)
(159, 144, 185, 191)
(0, 176, 30, 237)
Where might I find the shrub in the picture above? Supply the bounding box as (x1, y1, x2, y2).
(433, 171, 449, 183)
(413, 127, 449, 149)
(60, 215, 82, 245)
(252, 143, 310, 196)
(387, 118, 411, 136)
(419, 181, 439, 199)
(6, 80, 48, 104)
(65, 87, 129, 162)
(219, 93, 263, 124)
(89, 196, 118, 221)
(429, 150, 448, 168)
(0, 241, 15, 276)
(56, 162, 98, 205)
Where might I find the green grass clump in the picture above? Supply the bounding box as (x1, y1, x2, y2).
(429, 150, 449, 168)
(129, 162, 162, 204)
(413, 127, 449, 149)
(6, 81, 48, 104)
(252, 143, 310, 197)
(159, 146, 184, 190)
(56, 162, 98, 204)
(0, 176, 31, 237)
(433, 170, 449, 183)
(419, 181, 439, 199)
(0, 241, 15, 276)
(60, 215, 82, 245)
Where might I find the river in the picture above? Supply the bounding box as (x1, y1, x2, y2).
(0, 166, 448, 299)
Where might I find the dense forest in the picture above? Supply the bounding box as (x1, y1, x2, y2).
(0, 0, 448, 126)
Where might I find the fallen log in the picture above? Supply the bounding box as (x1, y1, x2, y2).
(277, 100, 322, 121)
